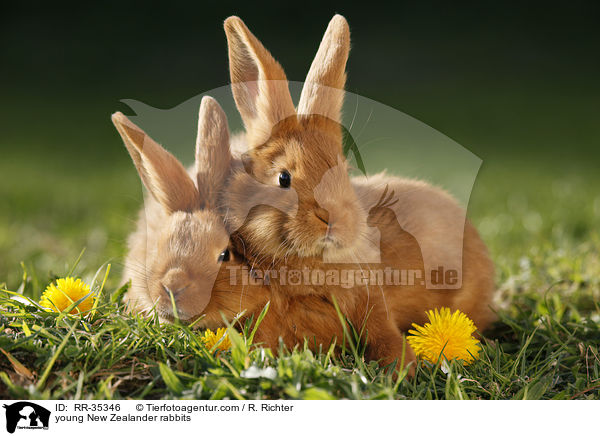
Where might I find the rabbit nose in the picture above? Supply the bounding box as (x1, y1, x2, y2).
(162, 283, 189, 297)
(161, 268, 190, 298)
(314, 207, 330, 226)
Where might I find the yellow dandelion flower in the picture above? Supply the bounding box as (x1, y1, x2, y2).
(40, 277, 95, 314)
(202, 328, 232, 354)
(407, 307, 480, 364)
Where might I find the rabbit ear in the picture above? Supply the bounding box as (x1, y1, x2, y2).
(224, 16, 296, 142)
(112, 112, 200, 213)
(195, 96, 231, 209)
(297, 15, 350, 124)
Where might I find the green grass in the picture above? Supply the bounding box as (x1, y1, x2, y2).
(0, 248, 598, 400)
(1, 138, 599, 399)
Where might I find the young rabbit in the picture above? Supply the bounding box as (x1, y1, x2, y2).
(220, 16, 495, 343)
(113, 96, 269, 326)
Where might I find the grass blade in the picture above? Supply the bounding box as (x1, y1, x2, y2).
(36, 320, 78, 390)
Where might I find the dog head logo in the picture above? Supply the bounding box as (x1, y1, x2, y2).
(3, 402, 50, 433)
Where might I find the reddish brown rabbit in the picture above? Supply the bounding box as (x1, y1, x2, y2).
(220, 14, 495, 362)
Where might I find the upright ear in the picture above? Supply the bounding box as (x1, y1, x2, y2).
(195, 96, 231, 208)
(297, 15, 350, 124)
(111, 112, 200, 213)
(224, 16, 296, 142)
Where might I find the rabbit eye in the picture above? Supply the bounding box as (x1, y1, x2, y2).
(278, 171, 291, 188)
(218, 249, 230, 262)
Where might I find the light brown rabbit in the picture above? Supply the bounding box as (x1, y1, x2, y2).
(113, 96, 270, 325)
(220, 15, 495, 352)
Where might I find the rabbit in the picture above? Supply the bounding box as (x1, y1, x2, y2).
(219, 15, 495, 348)
(222, 15, 378, 275)
(113, 96, 270, 326)
(113, 96, 413, 373)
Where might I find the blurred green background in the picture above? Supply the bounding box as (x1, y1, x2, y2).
(1, 1, 599, 291)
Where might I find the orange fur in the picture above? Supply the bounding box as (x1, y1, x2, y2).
(221, 15, 496, 371)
